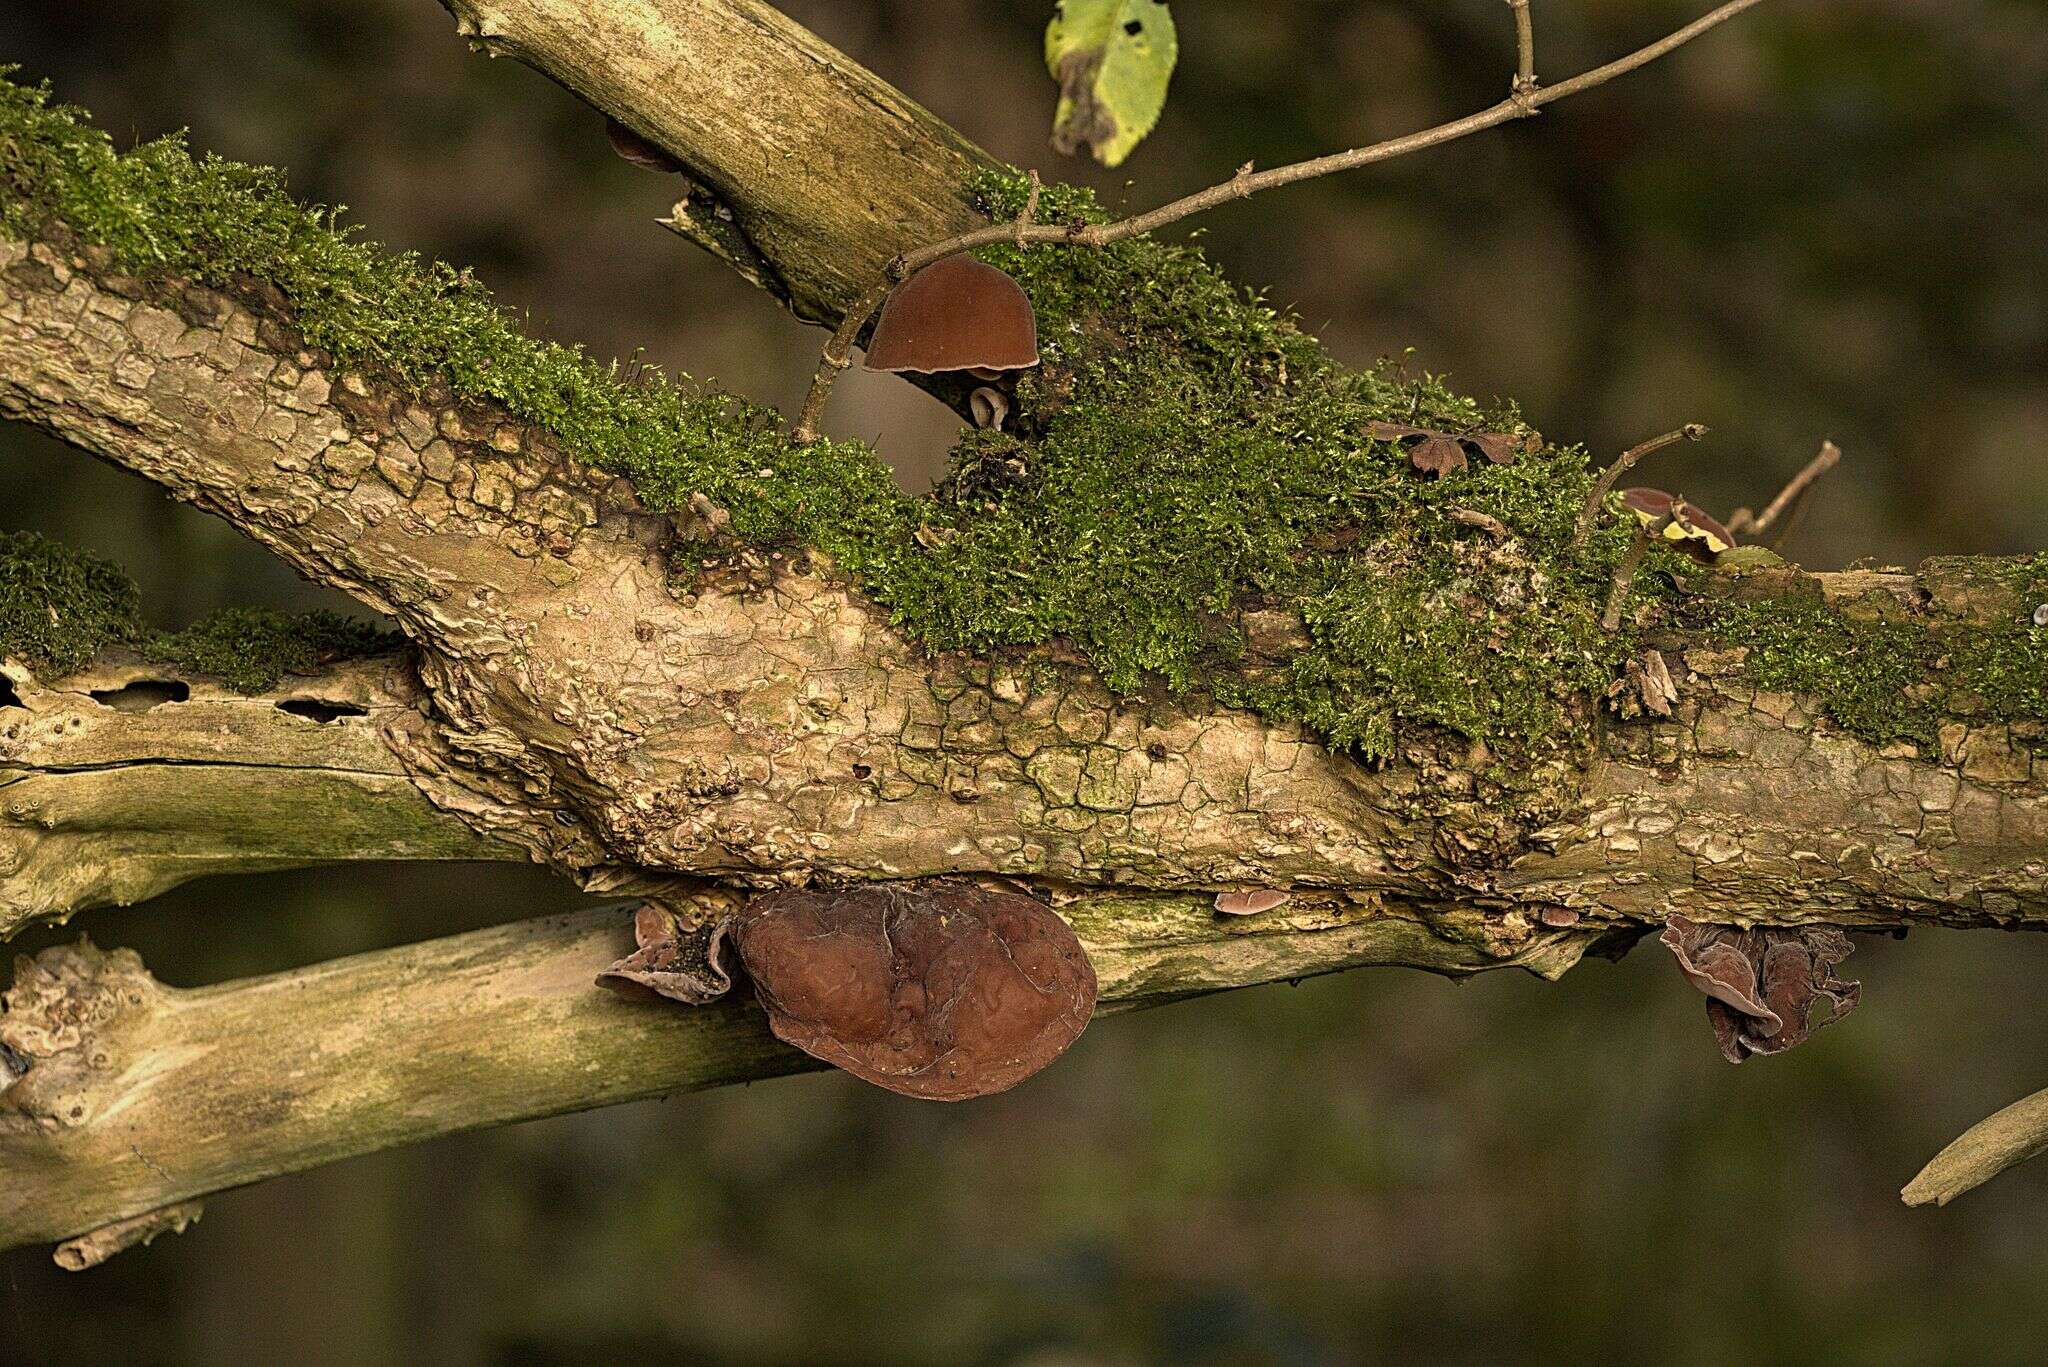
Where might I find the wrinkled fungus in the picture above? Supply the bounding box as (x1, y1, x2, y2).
(1660, 915, 1860, 1062)
(597, 903, 734, 1005)
(731, 883, 1096, 1100)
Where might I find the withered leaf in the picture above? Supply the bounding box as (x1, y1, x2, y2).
(1660, 915, 1860, 1063)
(1464, 431, 1521, 466)
(597, 902, 735, 1005)
(1408, 434, 1468, 478)
(1365, 422, 1522, 476)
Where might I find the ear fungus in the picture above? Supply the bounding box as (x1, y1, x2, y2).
(730, 883, 1096, 1100)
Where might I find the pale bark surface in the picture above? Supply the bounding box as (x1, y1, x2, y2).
(0, 0, 2042, 1260)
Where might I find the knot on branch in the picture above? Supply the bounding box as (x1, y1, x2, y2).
(1, 938, 160, 1128)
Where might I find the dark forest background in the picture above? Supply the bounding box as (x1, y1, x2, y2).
(3, 1, 2047, 1362)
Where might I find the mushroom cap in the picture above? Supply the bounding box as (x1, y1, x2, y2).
(862, 255, 1041, 376)
(1620, 488, 1736, 556)
(732, 883, 1096, 1100)
(605, 119, 683, 174)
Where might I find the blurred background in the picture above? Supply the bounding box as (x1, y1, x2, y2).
(3, 0, 2047, 1362)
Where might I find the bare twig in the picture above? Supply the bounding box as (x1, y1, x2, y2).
(1508, 0, 1538, 104)
(1903, 1084, 2048, 1207)
(1728, 439, 1841, 539)
(1602, 507, 1677, 631)
(1450, 507, 1513, 539)
(792, 0, 1769, 441)
(1015, 168, 1042, 248)
(1573, 424, 1707, 548)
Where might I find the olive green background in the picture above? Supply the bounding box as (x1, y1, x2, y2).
(3, 2, 2046, 1363)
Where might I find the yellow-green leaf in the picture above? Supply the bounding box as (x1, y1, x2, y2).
(1044, 0, 1177, 168)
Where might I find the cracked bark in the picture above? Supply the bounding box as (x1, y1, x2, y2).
(0, 648, 524, 937)
(0, 0, 2044, 1260)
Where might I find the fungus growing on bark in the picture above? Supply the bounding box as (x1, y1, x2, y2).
(605, 118, 683, 174)
(862, 254, 1040, 379)
(969, 386, 1011, 430)
(730, 883, 1096, 1100)
(1214, 889, 1291, 916)
(1659, 915, 1861, 1063)
(596, 903, 734, 1005)
(1620, 488, 1735, 559)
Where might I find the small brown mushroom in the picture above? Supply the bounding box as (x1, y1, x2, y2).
(596, 902, 734, 1005)
(1620, 488, 1736, 559)
(1214, 889, 1292, 916)
(862, 255, 1040, 378)
(604, 119, 684, 174)
(731, 883, 1096, 1101)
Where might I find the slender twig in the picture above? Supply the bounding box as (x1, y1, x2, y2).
(791, 0, 1770, 442)
(1573, 424, 1707, 549)
(1728, 439, 1841, 538)
(1508, 0, 1538, 104)
(1602, 507, 1677, 630)
(1015, 168, 1042, 248)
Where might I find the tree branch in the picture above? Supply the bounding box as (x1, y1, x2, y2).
(0, 893, 1592, 1261)
(793, 0, 1768, 436)
(0, 649, 525, 937)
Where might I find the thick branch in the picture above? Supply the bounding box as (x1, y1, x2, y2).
(0, 648, 524, 937)
(0, 893, 1589, 1258)
(440, 0, 992, 322)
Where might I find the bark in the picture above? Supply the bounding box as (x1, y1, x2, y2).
(0, 649, 522, 937)
(0, 0, 2043, 1260)
(0, 893, 1585, 1251)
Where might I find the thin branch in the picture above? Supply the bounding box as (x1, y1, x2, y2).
(1, 896, 1593, 1260)
(793, 0, 1768, 440)
(1903, 1084, 2048, 1207)
(1602, 507, 1676, 631)
(1574, 424, 1707, 549)
(1509, 0, 1538, 102)
(1728, 439, 1841, 538)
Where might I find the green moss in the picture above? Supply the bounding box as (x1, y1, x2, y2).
(0, 531, 396, 691)
(41, 76, 2017, 765)
(144, 607, 400, 693)
(1694, 554, 2048, 747)
(0, 530, 143, 675)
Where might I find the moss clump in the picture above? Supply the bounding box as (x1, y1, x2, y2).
(0, 531, 396, 691)
(1694, 555, 2048, 747)
(0, 530, 143, 675)
(144, 607, 400, 693)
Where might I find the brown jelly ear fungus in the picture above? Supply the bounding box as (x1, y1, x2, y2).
(731, 883, 1096, 1101)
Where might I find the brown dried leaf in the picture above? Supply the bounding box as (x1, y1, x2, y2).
(596, 902, 735, 1005)
(1408, 434, 1468, 479)
(1465, 431, 1520, 466)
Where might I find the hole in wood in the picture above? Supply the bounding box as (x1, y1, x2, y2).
(277, 698, 368, 724)
(89, 680, 191, 712)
